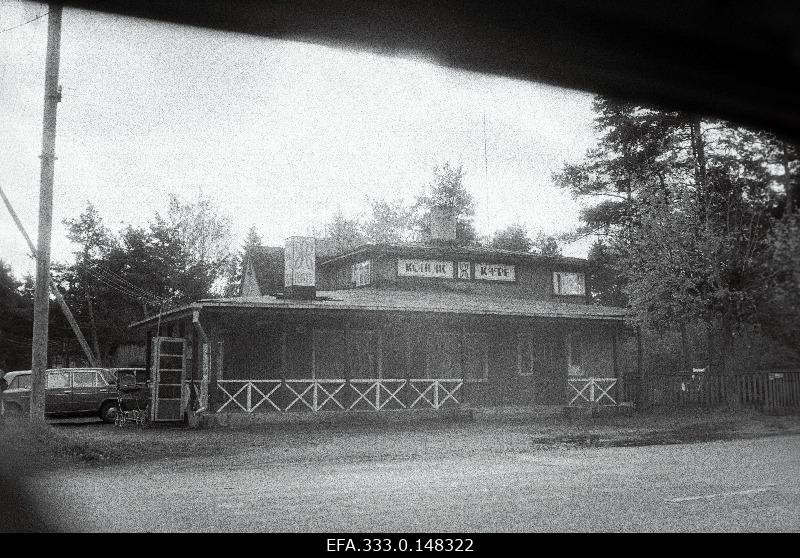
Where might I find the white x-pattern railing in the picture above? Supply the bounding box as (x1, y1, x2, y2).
(217, 380, 283, 413)
(409, 379, 463, 409)
(215, 378, 464, 413)
(567, 377, 618, 407)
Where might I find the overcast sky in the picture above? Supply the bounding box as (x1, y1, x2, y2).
(1, 1, 598, 279)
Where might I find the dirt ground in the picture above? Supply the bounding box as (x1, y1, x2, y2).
(3, 408, 799, 532)
(2, 407, 799, 471)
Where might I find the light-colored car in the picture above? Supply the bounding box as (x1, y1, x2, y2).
(0, 368, 126, 423)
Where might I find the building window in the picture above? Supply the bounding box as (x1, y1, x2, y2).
(553, 272, 586, 296)
(565, 333, 583, 376)
(517, 334, 555, 377)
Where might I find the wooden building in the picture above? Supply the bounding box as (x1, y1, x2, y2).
(132, 238, 627, 421)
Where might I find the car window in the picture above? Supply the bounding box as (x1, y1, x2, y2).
(72, 370, 97, 388)
(47, 371, 70, 389)
(95, 371, 108, 386)
(12, 375, 32, 390)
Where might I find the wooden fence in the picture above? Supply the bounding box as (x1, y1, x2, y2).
(615, 370, 800, 411)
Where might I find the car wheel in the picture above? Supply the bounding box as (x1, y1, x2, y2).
(99, 401, 120, 424)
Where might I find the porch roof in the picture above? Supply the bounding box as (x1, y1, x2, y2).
(130, 288, 627, 329)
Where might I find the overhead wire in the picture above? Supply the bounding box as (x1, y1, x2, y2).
(0, 7, 50, 35)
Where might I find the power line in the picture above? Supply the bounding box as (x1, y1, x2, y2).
(93, 265, 164, 302)
(0, 9, 50, 35)
(89, 271, 163, 305)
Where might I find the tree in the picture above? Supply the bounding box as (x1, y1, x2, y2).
(531, 232, 562, 257)
(491, 223, 532, 252)
(757, 214, 800, 351)
(362, 199, 414, 244)
(586, 240, 626, 306)
(166, 192, 233, 267)
(0, 261, 33, 371)
(556, 95, 800, 371)
(62, 203, 117, 361)
(326, 209, 366, 253)
(414, 162, 477, 244)
(223, 226, 263, 297)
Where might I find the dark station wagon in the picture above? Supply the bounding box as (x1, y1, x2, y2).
(0, 368, 148, 423)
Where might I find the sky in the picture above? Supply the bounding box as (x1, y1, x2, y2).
(1, 1, 599, 279)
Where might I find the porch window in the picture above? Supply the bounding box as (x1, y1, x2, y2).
(566, 333, 583, 376)
(463, 333, 489, 381)
(517, 334, 555, 377)
(426, 333, 462, 379)
(382, 326, 406, 379)
(313, 328, 347, 379)
(349, 330, 379, 379)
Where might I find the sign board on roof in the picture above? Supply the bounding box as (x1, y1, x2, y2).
(474, 263, 516, 282)
(284, 236, 315, 287)
(397, 259, 453, 278)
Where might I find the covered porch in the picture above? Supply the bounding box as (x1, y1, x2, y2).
(133, 292, 627, 419)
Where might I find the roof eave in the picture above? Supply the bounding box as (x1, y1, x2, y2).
(128, 302, 202, 330)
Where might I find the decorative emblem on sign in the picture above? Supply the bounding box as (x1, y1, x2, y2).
(352, 260, 371, 287)
(457, 261, 471, 279)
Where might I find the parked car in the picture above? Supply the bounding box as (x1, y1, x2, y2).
(0, 368, 148, 423)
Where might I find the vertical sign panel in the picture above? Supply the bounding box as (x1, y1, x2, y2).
(284, 236, 316, 287)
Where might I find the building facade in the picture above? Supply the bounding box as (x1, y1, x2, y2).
(132, 239, 627, 420)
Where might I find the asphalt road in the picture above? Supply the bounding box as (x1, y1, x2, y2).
(25, 434, 800, 532)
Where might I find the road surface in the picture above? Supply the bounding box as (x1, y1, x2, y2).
(24, 434, 800, 532)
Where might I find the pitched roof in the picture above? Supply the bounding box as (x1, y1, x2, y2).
(242, 246, 285, 296)
(320, 243, 588, 268)
(131, 288, 626, 328)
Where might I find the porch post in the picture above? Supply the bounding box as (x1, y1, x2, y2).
(311, 325, 317, 410)
(344, 320, 352, 409)
(404, 321, 412, 407)
(460, 324, 467, 408)
(280, 324, 287, 381)
(377, 325, 384, 409)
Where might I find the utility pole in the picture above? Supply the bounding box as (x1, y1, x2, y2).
(483, 111, 489, 234)
(31, 3, 63, 421)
